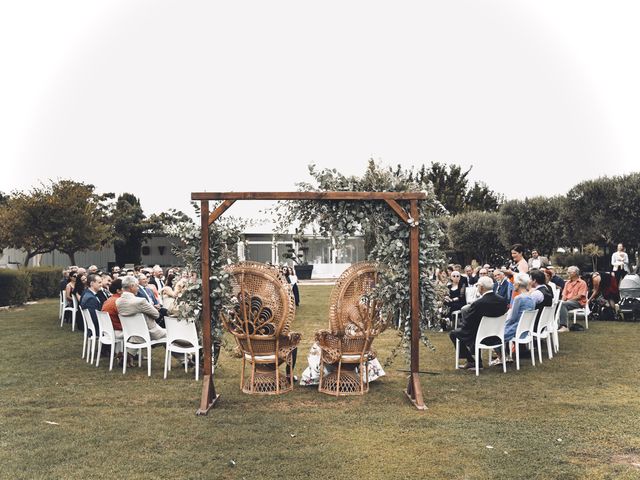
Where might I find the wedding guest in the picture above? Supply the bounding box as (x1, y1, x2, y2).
(527, 249, 550, 270)
(557, 266, 588, 332)
(449, 277, 509, 370)
(116, 275, 166, 341)
(444, 271, 466, 314)
(149, 265, 165, 294)
(503, 273, 535, 343)
(492, 269, 513, 304)
(505, 244, 529, 277)
(80, 274, 102, 335)
(547, 265, 565, 295)
(101, 278, 123, 331)
(96, 274, 112, 304)
(611, 243, 630, 284)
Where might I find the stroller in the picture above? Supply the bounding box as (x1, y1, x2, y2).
(618, 274, 640, 321)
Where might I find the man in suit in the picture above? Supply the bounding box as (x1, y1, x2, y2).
(96, 274, 112, 305)
(529, 269, 554, 328)
(136, 273, 159, 306)
(116, 275, 166, 341)
(80, 273, 102, 336)
(528, 249, 550, 270)
(148, 265, 165, 295)
(492, 269, 513, 304)
(449, 276, 509, 369)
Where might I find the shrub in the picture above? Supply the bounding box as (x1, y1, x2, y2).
(551, 253, 592, 272)
(0, 269, 32, 306)
(26, 267, 63, 299)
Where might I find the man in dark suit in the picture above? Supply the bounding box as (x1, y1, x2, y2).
(80, 274, 102, 336)
(148, 265, 165, 294)
(449, 276, 509, 369)
(529, 269, 553, 328)
(136, 273, 159, 306)
(493, 269, 513, 303)
(96, 274, 112, 305)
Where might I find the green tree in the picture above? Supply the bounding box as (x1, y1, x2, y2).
(415, 162, 471, 215)
(499, 196, 564, 257)
(112, 193, 147, 265)
(53, 180, 114, 264)
(0, 181, 112, 266)
(465, 181, 503, 212)
(448, 211, 504, 265)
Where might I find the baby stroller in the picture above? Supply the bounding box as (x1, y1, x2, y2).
(618, 274, 640, 321)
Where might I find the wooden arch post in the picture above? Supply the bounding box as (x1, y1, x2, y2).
(192, 192, 427, 414)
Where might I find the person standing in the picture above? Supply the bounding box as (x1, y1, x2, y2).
(611, 243, 630, 284)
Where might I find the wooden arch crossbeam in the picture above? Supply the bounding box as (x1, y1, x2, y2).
(191, 191, 428, 414)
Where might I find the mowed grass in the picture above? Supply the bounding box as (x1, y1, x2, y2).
(1, 285, 640, 479)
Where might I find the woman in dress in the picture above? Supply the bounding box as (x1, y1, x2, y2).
(505, 243, 529, 280)
(503, 273, 536, 348)
(444, 271, 466, 315)
(64, 271, 78, 307)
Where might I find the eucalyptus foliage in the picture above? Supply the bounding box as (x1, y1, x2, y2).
(274, 160, 447, 344)
(164, 203, 249, 344)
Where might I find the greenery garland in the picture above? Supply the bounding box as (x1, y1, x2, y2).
(274, 161, 447, 348)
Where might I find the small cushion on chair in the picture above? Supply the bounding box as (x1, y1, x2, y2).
(341, 354, 364, 362)
(244, 353, 277, 361)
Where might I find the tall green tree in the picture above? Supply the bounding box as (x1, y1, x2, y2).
(447, 211, 504, 265)
(465, 181, 503, 212)
(54, 180, 114, 264)
(499, 196, 564, 257)
(415, 162, 470, 215)
(0, 181, 112, 266)
(112, 193, 147, 265)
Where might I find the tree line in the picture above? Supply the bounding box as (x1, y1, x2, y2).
(1, 168, 638, 269)
(0, 180, 187, 266)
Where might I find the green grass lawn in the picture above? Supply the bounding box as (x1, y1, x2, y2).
(1, 285, 640, 479)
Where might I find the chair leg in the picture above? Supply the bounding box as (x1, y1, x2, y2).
(530, 340, 535, 366)
(585, 313, 589, 329)
(82, 331, 87, 359)
(164, 348, 169, 379)
(123, 347, 128, 375)
(475, 346, 480, 376)
(147, 346, 151, 377)
(514, 342, 520, 370)
(336, 360, 342, 396)
(96, 340, 102, 367)
(502, 345, 506, 373)
(71, 310, 76, 332)
(537, 337, 543, 363)
(109, 344, 115, 371)
(318, 358, 324, 392)
(546, 336, 553, 359)
(455, 338, 460, 369)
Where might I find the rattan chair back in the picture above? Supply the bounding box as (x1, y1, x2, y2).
(221, 261, 295, 339)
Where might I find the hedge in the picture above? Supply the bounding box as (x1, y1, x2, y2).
(0, 269, 31, 307)
(26, 267, 63, 300)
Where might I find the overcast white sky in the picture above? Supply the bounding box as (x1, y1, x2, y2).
(1, 1, 639, 221)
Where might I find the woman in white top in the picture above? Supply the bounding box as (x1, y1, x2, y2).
(611, 243, 630, 284)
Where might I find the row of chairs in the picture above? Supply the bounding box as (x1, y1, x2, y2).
(456, 300, 582, 376)
(62, 303, 201, 380)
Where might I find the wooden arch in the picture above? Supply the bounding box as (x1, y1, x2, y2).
(191, 191, 427, 414)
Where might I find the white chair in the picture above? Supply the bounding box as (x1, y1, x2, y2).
(532, 306, 555, 363)
(96, 311, 124, 371)
(163, 317, 201, 381)
(552, 288, 561, 304)
(474, 313, 508, 376)
(80, 308, 99, 365)
(119, 313, 166, 376)
(465, 286, 477, 304)
(570, 300, 590, 329)
(61, 294, 78, 331)
(58, 290, 65, 323)
(509, 310, 537, 370)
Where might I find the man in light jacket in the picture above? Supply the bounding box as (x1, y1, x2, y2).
(116, 275, 166, 341)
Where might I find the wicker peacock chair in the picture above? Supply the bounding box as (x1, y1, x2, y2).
(220, 261, 301, 394)
(317, 262, 388, 396)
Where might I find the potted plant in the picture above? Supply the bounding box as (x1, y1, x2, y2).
(283, 230, 314, 280)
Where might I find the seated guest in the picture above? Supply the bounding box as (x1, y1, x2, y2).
(557, 266, 588, 332)
(88, 265, 98, 274)
(64, 272, 78, 307)
(464, 265, 478, 286)
(116, 275, 166, 341)
(503, 273, 535, 343)
(96, 274, 112, 304)
(543, 268, 558, 298)
(73, 268, 87, 303)
(136, 273, 159, 306)
(547, 265, 565, 295)
(80, 273, 102, 335)
(492, 269, 513, 304)
(444, 271, 466, 315)
(101, 278, 123, 331)
(149, 265, 165, 294)
(59, 270, 70, 292)
(528, 249, 550, 270)
(529, 269, 553, 327)
(449, 276, 509, 369)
